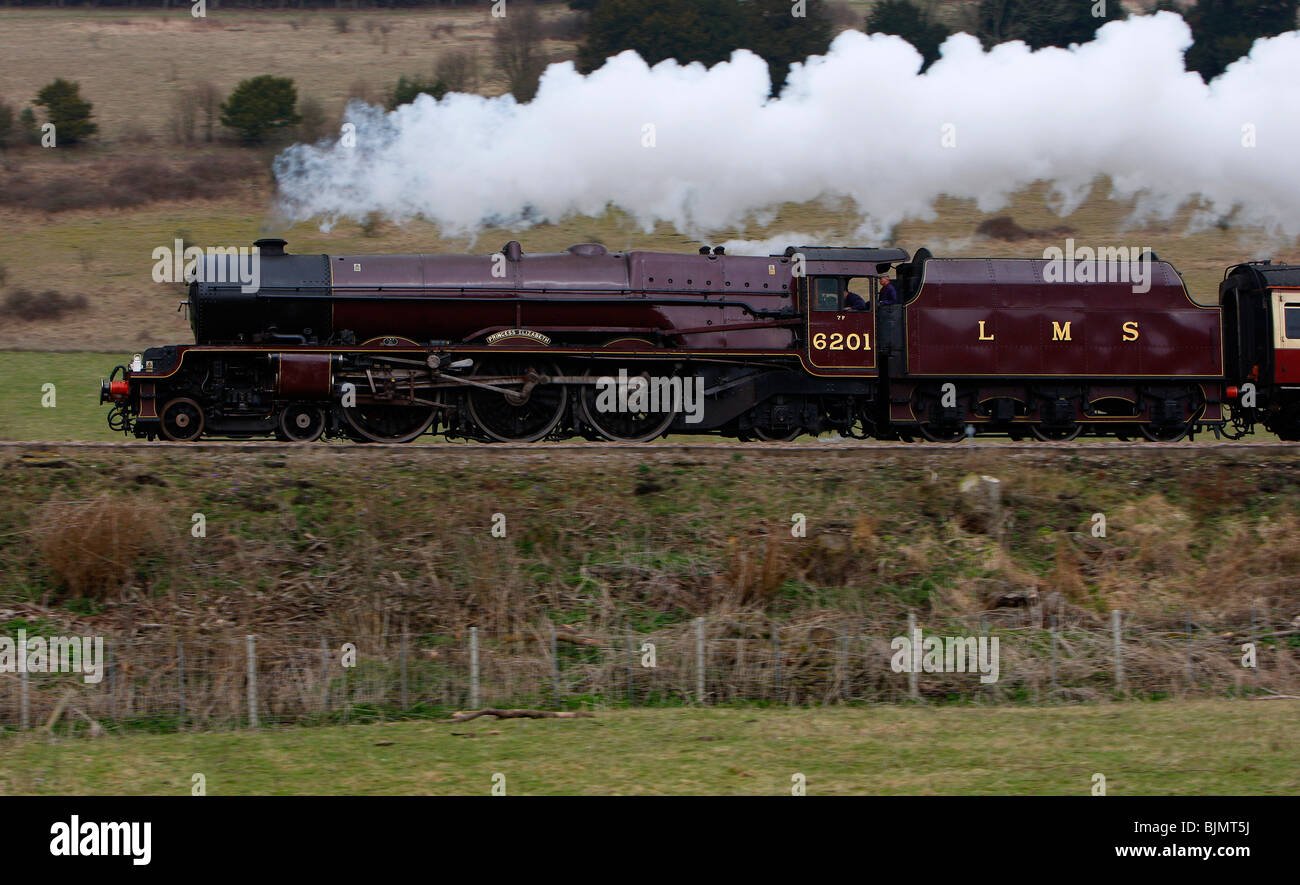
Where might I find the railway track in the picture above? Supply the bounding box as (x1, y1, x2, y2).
(4, 439, 1300, 455)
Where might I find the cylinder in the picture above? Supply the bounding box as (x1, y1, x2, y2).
(276, 353, 333, 399)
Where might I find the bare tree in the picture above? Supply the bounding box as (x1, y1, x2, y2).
(493, 0, 546, 102)
(190, 80, 221, 144)
(435, 49, 479, 94)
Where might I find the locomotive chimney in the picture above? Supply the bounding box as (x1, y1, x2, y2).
(254, 238, 288, 257)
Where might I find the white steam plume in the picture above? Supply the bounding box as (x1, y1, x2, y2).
(272, 13, 1300, 241)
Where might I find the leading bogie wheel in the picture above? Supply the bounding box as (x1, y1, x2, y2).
(160, 397, 205, 442)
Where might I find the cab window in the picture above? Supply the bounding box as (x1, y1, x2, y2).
(813, 278, 840, 311)
(846, 277, 873, 311)
(1287, 305, 1300, 339)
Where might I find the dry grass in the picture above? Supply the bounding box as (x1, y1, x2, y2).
(1, 444, 1297, 731)
(33, 493, 162, 602)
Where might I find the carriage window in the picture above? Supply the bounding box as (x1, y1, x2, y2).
(1287, 305, 1300, 339)
(813, 278, 840, 311)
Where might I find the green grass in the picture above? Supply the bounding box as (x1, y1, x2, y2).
(2, 700, 1294, 795)
(0, 352, 125, 441)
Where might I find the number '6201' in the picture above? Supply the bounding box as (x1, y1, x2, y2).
(812, 332, 871, 351)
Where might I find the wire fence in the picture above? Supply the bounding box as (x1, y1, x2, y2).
(3, 609, 1295, 733)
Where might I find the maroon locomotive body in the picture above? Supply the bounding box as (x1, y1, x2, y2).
(100, 238, 1296, 443)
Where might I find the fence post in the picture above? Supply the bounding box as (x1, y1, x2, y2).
(907, 612, 919, 701)
(1111, 610, 1124, 695)
(695, 617, 706, 704)
(19, 667, 29, 731)
(246, 635, 259, 729)
(107, 643, 115, 721)
(177, 638, 186, 728)
(469, 627, 479, 709)
(400, 621, 409, 711)
(320, 636, 329, 714)
(772, 622, 783, 704)
(1049, 614, 1058, 701)
(1185, 611, 1194, 691)
(550, 623, 562, 704)
(837, 633, 849, 703)
(1250, 607, 1257, 682)
(625, 633, 635, 704)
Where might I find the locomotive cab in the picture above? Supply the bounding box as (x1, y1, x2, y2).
(787, 246, 908, 377)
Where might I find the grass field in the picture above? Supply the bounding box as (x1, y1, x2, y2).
(1, 700, 1294, 795)
(0, 352, 124, 440)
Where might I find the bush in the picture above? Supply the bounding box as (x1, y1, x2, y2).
(168, 90, 198, 145)
(33, 78, 98, 145)
(0, 288, 89, 322)
(975, 0, 1127, 50)
(219, 75, 301, 145)
(0, 98, 15, 149)
(296, 95, 331, 142)
(0, 154, 265, 212)
(435, 50, 479, 94)
(387, 75, 447, 110)
(17, 108, 39, 145)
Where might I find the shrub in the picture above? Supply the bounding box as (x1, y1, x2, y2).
(0, 288, 89, 321)
(0, 98, 15, 149)
(0, 154, 264, 212)
(168, 90, 199, 144)
(435, 50, 478, 94)
(296, 95, 331, 143)
(17, 108, 40, 145)
(387, 75, 446, 110)
(219, 75, 301, 145)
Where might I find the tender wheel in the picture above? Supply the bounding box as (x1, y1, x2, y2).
(277, 404, 327, 443)
(753, 426, 801, 442)
(467, 360, 567, 443)
(342, 403, 436, 443)
(1032, 424, 1082, 441)
(918, 423, 965, 442)
(160, 397, 205, 442)
(577, 369, 677, 442)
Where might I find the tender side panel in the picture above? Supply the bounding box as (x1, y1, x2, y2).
(905, 258, 1223, 378)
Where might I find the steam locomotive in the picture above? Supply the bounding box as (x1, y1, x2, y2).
(99, 237, 1300, 443)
